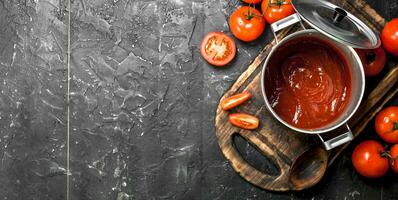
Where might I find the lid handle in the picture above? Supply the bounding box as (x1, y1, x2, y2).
(332, 7, 347, 24)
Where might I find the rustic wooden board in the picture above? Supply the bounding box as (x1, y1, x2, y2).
(215, 0, 398, 191)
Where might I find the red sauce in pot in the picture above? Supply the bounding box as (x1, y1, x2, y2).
(264, 37, 352, 129)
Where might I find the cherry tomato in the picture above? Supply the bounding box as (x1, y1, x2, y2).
(200, 32, 236, 67)
(390, 144, 398, 173)
(375, 106, 398, 143)
(221, 92, 252, 111)
(355, 46, 386, 77)
(229, 113, 259, 130)
(261, 0, 295, 24)
(352, 140, 389, 178)
(241, 0, 262, 4)
(229, 6, 266, 42)
(381, 18, 398, 56)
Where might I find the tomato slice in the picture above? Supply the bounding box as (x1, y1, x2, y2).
(229, 113, 259, 130)
(200, 32, 236, 67)
(221, 92, 252, 111)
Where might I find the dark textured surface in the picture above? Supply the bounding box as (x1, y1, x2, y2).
(0, 0, 397, 199)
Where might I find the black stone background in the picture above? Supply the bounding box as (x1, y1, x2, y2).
(0, 0, 397, 199)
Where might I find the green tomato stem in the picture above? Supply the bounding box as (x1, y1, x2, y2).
(379, 151, 392, 159)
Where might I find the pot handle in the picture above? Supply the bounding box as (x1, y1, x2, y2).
(271, 13, 306, 44)
(317, 124, 353, 150)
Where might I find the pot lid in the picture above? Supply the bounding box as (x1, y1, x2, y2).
(292, 0, 380, 49)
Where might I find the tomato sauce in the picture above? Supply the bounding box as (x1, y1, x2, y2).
(264, 37, 352, 129)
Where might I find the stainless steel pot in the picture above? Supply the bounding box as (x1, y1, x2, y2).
(260, 1, 379, 150)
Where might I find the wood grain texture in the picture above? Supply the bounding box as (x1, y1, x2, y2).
(215, 0, 398, 191)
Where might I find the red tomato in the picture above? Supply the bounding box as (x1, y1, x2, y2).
(355, 46, 386, 77)
(261, 0, 295, 24)
(221, 92, 252, 111)
(381, 18, 398, 56)
(229, 113, 259, 130)
(390, 144, 398, 173)
(229, 6, 266, 42)
(200, 32, 236, 67)
(241, 0, 262, 4)
(352, 140, 389, 178)
(375, 106, 398, 143)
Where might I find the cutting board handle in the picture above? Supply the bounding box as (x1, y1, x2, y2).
(221, 130, 290, 190)
(219, 126, 328, 191)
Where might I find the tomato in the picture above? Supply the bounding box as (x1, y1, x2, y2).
(229, 6, 266, 42)
(375, 106, 398, 143)
(352, 140, 389, 178)
(229, 113, 259, 130)
(355, 46, 386, 77)
(241, 0, 262, 4)
(390, 144, 398, 173)
(381, 18, 398, 56)
(200, 32, 236, 67)
(261, 0, 295, 24)
(221, 92, 252, 111)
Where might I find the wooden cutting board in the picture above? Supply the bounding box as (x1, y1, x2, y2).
(215, 0, 398, 191)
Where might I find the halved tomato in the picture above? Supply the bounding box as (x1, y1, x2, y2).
(229, 113, 259, 130)
(221, 92, 252, 111)
(200, 32, 236, 67)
